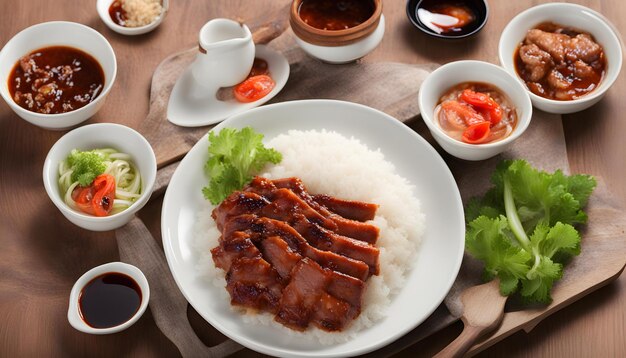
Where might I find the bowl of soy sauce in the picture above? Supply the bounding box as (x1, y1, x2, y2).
(68, 262, 149, 334)
(406, 0, 488, 39)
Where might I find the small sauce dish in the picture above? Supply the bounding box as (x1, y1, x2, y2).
(68, 262, 150, 334)
(418, 61, 532, 161)
(290, 0, 384, 64)
(97, 0, 169, 36)
(406, 0, 488, 39)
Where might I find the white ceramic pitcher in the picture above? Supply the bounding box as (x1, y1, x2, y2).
(191, 19, 255, 90)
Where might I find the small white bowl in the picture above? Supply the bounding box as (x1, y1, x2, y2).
(97, 0, 169, 36)
(0, 21, 117, 130)
(294, 15, 385, 64)
(418, 60, 532, 161)
(68, 262, 150, 334)
(43, 123, 157, 231)
(499, 3, 623, 114)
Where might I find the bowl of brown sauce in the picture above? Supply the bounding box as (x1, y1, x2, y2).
(290, 0, 384, 63)
(406, 0, 488, 39)
(0, 21, 117, 130)
(68, 262, 149, 334)
(499, 3, 623, 114)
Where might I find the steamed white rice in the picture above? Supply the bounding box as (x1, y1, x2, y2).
(193, 129, 425, 344)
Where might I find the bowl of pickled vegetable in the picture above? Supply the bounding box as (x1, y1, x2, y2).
(418, 60, 532, 161)
(43, 123, 156, 231)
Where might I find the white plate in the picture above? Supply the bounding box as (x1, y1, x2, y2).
(167, 45, 290, 127)
(161, 100, 465, 357)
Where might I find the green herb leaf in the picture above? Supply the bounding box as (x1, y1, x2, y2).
(465, 160, 594, 304)
(67, 149, 106, 186)
(465, 215, 531, 295)
(202, 127, 282, 205)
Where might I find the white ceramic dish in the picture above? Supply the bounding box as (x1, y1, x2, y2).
(161, 100, 465, 357)
(0, 21, 117, 130)
(43, 123, 157, 231)
(419, 60, 533, 161)
(294, 15, 385, 64)
(167, 45, 289, 127)
(97, 0, 169, 36)
(499, 2, 623, 114)
(68, 262, 150, 334)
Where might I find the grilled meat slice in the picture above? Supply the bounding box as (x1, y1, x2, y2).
(260, 236, 302, 279)
(275, 258, 329, 330)
(222, 215, 370, 281)
(312, 194, 378, 222)
(226, 257, 283, 313)
(211, 231, 260, 271)
(292, 218, 380, 276)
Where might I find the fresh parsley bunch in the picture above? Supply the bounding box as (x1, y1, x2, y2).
(202, 127, 282, 205)
(465, 160, 596, 304)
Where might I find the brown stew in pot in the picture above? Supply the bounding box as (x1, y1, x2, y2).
(8, 46, 105, 114)
(514, 22, 606, 101)
(298, 0, 375, 31)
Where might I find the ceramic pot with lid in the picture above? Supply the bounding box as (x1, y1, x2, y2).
(290, 0, 385, 64)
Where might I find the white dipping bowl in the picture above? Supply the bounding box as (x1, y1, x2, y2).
(97, 0, 169, 36)
(68, 262, 150, 334)
(43, 123, 157, 231)
(0, 21, 117, 130)
(418, 60, 532, 161)
(499, 3, 623, 114)
(294, 15, 385, 64)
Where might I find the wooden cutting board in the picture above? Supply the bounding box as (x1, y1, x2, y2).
(132, 13, 626, 357)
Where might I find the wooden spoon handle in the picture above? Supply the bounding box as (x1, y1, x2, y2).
(433, 324, 483, 358)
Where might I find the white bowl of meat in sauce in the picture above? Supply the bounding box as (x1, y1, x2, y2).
(418, 60, 532, 161)
(43, 123, 156, 231)
(0, 21, 117, 130)
(499, 3, 623, 114)
(290, 0, 385, 64)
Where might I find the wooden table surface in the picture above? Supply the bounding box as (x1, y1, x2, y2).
(1, 0, 624, 357)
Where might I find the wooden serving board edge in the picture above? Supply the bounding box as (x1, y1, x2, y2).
(469, 262, 626, 356)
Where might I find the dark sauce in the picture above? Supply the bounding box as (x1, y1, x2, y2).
(298, 0, 375, 31)
(416, 0, 480, 36)
(109, 0, 127, 26)
(79, 272, 142, 329)
(514, 22, 606, 101)
(8, 46, 105, 114)
(248, 58, 269, 77)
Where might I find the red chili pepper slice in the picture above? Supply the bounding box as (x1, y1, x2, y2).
(91, 174, 115, 217)
(70, 174, 115, 217)
(72, 185, 95, 215)
(460, 89, 503, 125)
(440, 100, 485, 126)
(234, 75, 275, 103)
(462, 122, 491, 144)
(460, 89, 497, 109)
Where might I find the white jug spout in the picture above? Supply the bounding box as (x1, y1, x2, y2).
(198, 18, 252, 55)
(191, 18, 256, 90)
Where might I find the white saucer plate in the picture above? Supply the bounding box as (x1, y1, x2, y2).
(167, 45, 290, 127)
